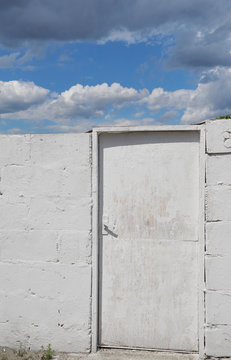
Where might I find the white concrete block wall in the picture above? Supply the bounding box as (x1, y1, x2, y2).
(0, 134, 92, 353)
(2, 124, 231, 357)
(205, 119, 231, 357)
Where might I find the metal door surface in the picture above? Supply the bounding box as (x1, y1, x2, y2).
(99, 131, 200, 352)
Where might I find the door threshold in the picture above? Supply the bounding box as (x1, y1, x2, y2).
(96, 347, 199, 360)
(100, 345, 198, 354)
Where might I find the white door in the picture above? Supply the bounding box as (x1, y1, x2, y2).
(99, 131, 200, 352)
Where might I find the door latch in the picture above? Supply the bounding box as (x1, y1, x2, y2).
(102, 214, 109, 235)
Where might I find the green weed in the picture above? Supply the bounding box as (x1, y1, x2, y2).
(216, 114, 231, 119)
(17, 348, 27, 358)
(41, 345, 55, 360)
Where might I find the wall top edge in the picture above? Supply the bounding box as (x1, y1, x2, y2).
(0, 132, 91, 137)
(92, 125, 204, 133)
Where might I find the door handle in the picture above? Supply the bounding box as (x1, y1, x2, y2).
(102, 214, 109, 235)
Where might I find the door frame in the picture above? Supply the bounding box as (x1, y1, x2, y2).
(91, 125, 205, 357)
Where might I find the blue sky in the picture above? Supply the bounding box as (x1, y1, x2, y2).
(0, 0, 231, 133)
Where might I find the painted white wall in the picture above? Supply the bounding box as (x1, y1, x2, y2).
(205, 119, 231, 357)
(1, 123, 231, 357)
(0, 134, 92, 353)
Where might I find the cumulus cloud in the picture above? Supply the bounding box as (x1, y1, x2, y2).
(45, 117, 157, 133)
(44, 82, 147, 121)
(144, 88, 193, 111)
(144, 67, 231, 123)
(0, 0, 230, 69)
(111, 117, 156, 127)
(158, 110, 178, 123)
(0, 80, 49, 114)
(1, 68, 231, 130)
(50, 82, 146, 119)
(181, 68, 231, 123)
(0, 82, 147, 122)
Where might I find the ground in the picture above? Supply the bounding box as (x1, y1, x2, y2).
(0, 347, 200, 360)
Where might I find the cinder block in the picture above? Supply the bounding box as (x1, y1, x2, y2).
(0, 230, 58, 262)
(206, 326, 231, 357)
(30, 134, 90, 168)
(27, 197, 91, 230)
(206, 256, 231, 291)
(60, 166, 91, 199)
(206, 119, 231, 154)
(206, 186, 231, 221)
(28, 165, 91, 199)
(207, 222, 231, 256)
(206, 154, 231, 186)
(0, 261, 92, 352)
(0, 230, 91, 264)
(0, 133, 92, 353)
(57, 230, 91, 264)
(206, 291, 231, 324)
(0, 262, 91, 299)
(0, 135, 30, 166)
(1, 166, 31, 203)
(0, 200, 28, 229)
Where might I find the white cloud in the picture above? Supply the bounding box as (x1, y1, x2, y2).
(16, 49, 37, 65)
(135, 110, 145, 118)
(143, 67, 231, 123)
(0, 52, 20, 69)
(0, 46, 45, 70)
(112, 117, 156, 126)
(181, 67, 231, 123)
(99, 28, 160, 45)
(45, 117, 157, 133)
(144, 87, 193, 111)
(44, 122, 93, 133)
(1, 68, 231, 131)
(0, 80, 49, 114)
(2, 82, 147, 122)
(158, 110, 178, 123)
